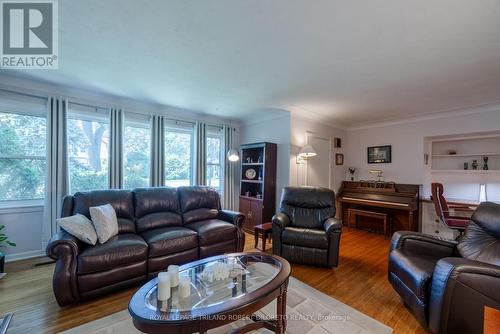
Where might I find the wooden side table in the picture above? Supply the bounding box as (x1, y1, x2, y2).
(254, 222, 273, 252)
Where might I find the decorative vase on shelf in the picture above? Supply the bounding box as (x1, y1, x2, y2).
(472, 160, 478, 170)
(464, 162, 469, 170)
(483, 156, 489, 170)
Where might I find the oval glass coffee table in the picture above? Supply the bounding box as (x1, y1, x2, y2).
(129, 252, 291, 334)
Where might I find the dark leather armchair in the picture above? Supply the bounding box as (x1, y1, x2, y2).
(272, 186, 342, 267)
(388, 201, 500, 334)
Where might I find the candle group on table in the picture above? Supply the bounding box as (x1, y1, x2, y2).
(157, 265, 191, 302)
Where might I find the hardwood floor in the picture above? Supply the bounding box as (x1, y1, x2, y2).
(0, 229, 428, 334)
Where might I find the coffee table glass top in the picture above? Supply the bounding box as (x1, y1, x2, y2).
(144, 254, 281, 313)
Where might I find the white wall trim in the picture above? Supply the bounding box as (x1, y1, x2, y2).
(5, 249, 45, 262)
(347, 101, 500, 131)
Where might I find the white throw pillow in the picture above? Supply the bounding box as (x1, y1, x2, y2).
(57, 214, 98, 245)
(89, 204, 119, 244)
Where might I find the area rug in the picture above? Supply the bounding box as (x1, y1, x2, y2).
(0, 314, 12, 334)
(61, 277, 392, 334)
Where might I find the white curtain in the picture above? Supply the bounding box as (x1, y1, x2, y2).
(195, 121, 206, 185)
(109, 108, 124, 189)
(223, 125, 238, 210)
(150, 115, 165, 186)
(45, 96, 69, 237)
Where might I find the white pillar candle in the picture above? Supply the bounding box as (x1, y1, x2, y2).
(168, 265, 179, 287)
(178, 276, 191, 299)
(157, 272, 171, 301)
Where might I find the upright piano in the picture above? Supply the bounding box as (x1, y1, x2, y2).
(337, 181, 421, 232)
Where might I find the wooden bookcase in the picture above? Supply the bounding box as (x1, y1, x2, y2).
(239, 142, 277, 233)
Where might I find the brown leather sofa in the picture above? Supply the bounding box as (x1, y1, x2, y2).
(272, 186, 342, 267)
(46, 186, 245, 306)
(388, 201, 500, 334)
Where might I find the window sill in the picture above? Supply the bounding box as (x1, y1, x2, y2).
(0, 199, 44, 212)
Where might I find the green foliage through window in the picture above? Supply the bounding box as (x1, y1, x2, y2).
(0, 112, 46, 201)
(124, 124, 150, 189)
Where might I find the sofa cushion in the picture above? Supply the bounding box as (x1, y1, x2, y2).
(72, 190, 136, 234)
(89, 204, 119, 244)
(57, 214, 98, 245)
(389, 248, 441, 300)
(186, 219, 237, 246)
(77, 233, 148, 274)
(282, 227, 329, 249)
(141, 226, 198, 257)
(133, 187, 182, 233)
(178, 186, 220, 224)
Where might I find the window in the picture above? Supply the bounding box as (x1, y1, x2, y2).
(68, 109, 109, 193)
(206, 129, 222, 192)
(124, 121, 151, 189)
(0, 111, 46, 201)
(165, 125, 194, 187)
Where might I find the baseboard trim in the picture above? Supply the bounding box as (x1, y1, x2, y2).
(5, 249, 45, 262)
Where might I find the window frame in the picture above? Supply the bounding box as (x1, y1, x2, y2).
(0, 102, 47, 206)
(67, 106, 110, 194)
(205, 127, 223, 192)
(123, 118, 151, 189)
(164, 124, 195, 187)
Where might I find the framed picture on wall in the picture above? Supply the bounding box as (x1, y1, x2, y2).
(367, 145, 392, 163)
(335, 153, 344, 165)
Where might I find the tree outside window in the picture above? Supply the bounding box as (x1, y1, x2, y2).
(0, 112, 46, 201)
(165, 128, 193, 187)
(206, 133, 221, 192)
(68, 117, 109, 193)
(124, 123, 150, 189)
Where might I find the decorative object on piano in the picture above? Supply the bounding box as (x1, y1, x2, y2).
(296, 144, 317, 164)
(334, 137, 342, 148)
(472, 159, 478, 170)
(245, 168, 256, 180)
(367, 145, 392, 164)
(348, 167, 356, 181)
(447, 149, 457, 155)
(483, 156, 489, 170)
(335, 153, 344, 165)
(369, 169, 384, 182)
(464, 162, 469, 170)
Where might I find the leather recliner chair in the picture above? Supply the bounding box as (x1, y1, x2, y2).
(272, 186, 342, 267)
(388, 201, 500, 334)
(46, 186, 245, 306)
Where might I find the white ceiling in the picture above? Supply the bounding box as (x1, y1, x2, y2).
(5, 0, 500, 126)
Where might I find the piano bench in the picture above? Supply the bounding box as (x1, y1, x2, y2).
(347, 208, 391, 239)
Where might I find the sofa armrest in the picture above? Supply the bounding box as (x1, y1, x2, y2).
(429, 257, 500, 334)
(46, 230, 81, 259)
(272, 212, 290, 229)
(218, 210, 245, 229)
(45, 230, 81, 306)
(324, 217, 342, 234)
(390, 231, 457, 258)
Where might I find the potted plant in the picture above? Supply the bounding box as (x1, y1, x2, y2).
(0, 224, 16, 274)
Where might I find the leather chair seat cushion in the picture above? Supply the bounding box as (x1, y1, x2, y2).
(282, 227, 329, 249)
(77, 234, 148, 274)
(141, 226, 198, 257)
(389, 249, 441, 300)
(186, 219, 237, 246)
